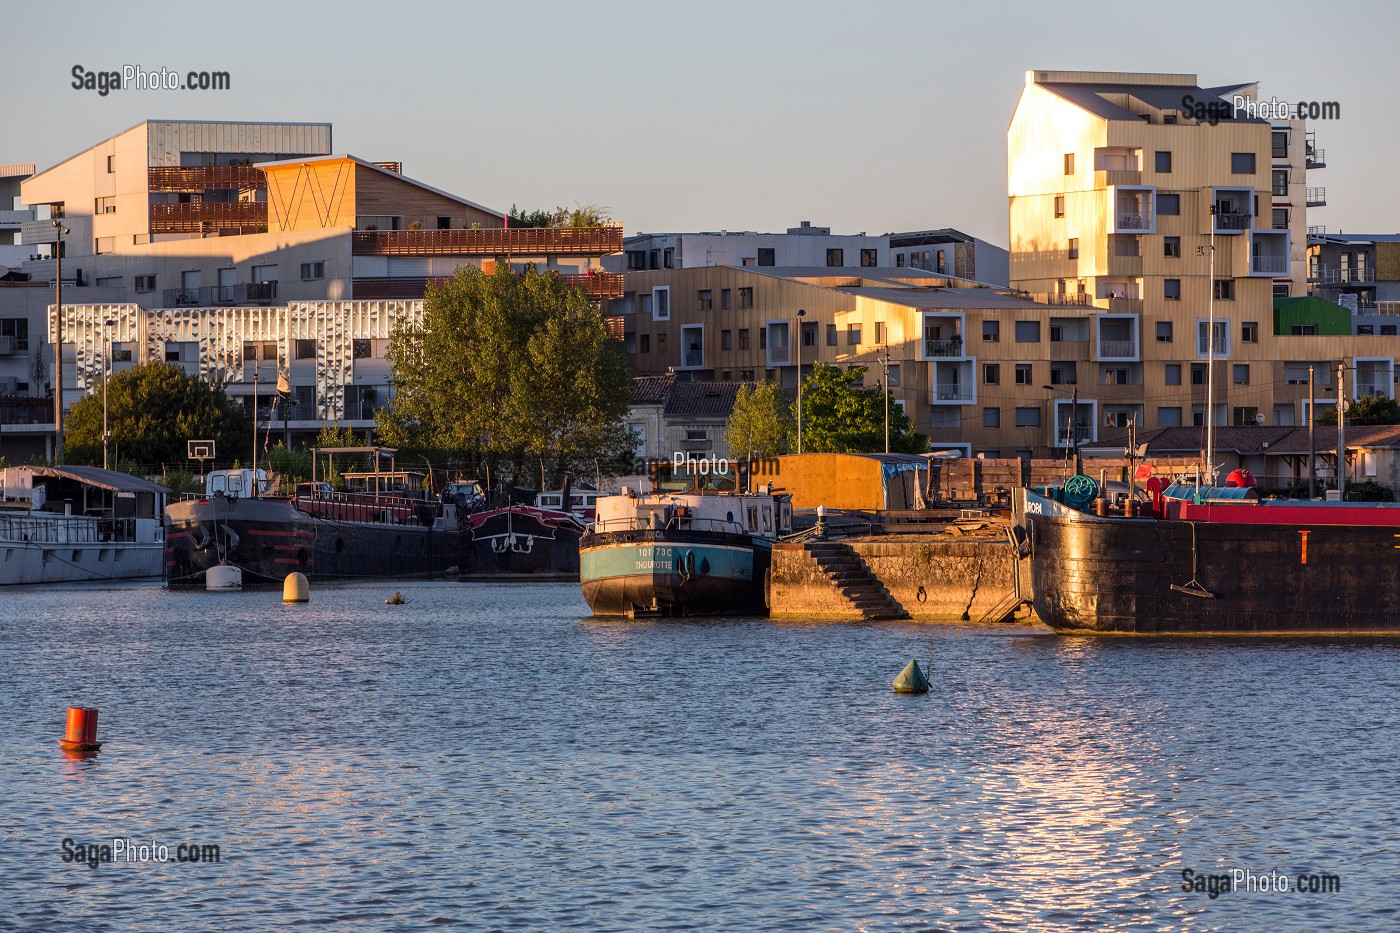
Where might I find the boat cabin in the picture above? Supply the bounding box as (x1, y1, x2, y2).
(593, 489, 792, 539)
(205, 468, 269, 499)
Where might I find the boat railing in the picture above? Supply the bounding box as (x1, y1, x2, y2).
(295, 489, 438, 526)
(591, 515, 749, 536)
(0, 514, 139, 544)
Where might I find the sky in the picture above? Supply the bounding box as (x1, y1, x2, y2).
(6, 0, 1398, 248)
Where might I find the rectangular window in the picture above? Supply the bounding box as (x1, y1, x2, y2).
(721, 288, 731, 310)
(1233, 364, 1250, 385)
(1165, 363, 1181, 385)
(663, 247, 674, 269)
(983, 407, 1001, 428)
(626, 251, 646, 270)
(847, 323, 861, 345)
(352, 339, 371, 360)
(1050, 325, 1064, 342)
(1233, 406, 1259, 426)
(983, 320, 1000, 343)
(760, 328, 766, 349)
(1014, 363, 1032, 385)
(826, 324, 837, 346)
(1292, 324, 1317, 336)
(1191, 363, 1206, 385)
(95, 276, 122, 287)
(802, 322, 817, 347)
(826, 248, 844, 267)
(1164, 278, 1181, 300)
(1273, 170, 1289, 196)
(739, 329, 750, 350)
(1054, 195, 1065, 218)
(1155, 151, 1172, 173)
(94, 236, 115, 254)
(658, 333, 666, 353)
(653, 287, 670, 320)
(640, 334, 650, 353)
(1015, 320, 1041, 343)
(1063, 153, 1075, 175)
(1102, 367, 1129, 385)
(887, 364, 900, 387)
(1158, 193, 1180, 215)
(1231, 152, 1257, 174)
(1015, 407, 1041, 427)
(295, 339, 317, 359)
(1273, 207, 1289, 230)
(1157, 320, 1173, 342)
(983, 363, 1000, 385)
(757, 248, 775, 267)
(860, 248, 877, 267)
(1357, 324, 1374, 336)
(1067, 238, 1079, 260)
(738, 287, 753, 309)
(1214, 279, 1234, 301)
(0, 318, 29, 352)
(300, 261, 325, 281)
(721, 329, 732, 350)
(1242, 321, 1258, 343)
(252, 264, 279, 283)
(1273, 131, 1289, 158)
(134, 274, 156, 293)
(106, 154, 115, 173)
(698, 289, 713, 311)
(1157, 407, 1182, 427)
(438, 216, 452, 230)
(1164, 236, 1181, 258)
(874, 322, 884, 345)
(95, 196, 116, 214)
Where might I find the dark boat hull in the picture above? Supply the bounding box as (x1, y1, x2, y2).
(165, 497, 459, 586)
(461, 507, 582, 577)
(1027, 506, 1400, 634)
(579, 528, 770, 617)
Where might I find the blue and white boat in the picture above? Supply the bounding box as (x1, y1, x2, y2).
(579, 482, 791, 617)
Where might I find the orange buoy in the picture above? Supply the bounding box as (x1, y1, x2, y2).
(59, 706, 102, 752)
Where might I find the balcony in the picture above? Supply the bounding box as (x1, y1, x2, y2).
(0, 209, 32, 228)
(1251, 254, 1289, 276)
(933, 383, 974, 402)
(150, 201, 267, 234)
(148, 165, 265, 192)
(925, 336, 964, 358)
(1108, 185, 1155, 235)
(353, 271, 624, 301)
(351, 224, 624, 257)
(1313, 267, 1375, 285)
(1098, 340, 1135, 359)
(160, 283, 279, 307)
(1306, 146, 1326, 170)
(1214, 212, 1252, 232)
(1356, 381, 1390, 398)
(1306, 187, 1327, 207)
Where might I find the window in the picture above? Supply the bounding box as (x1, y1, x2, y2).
(1357, 324, 1374, 336)
(352, 339, 372, 360)
(1164, 278, 1181, 300)
(1156, 321, 1173, 342)
(1242, 321, 1258, 343)
(1292, 324, 1317, 336)
(886, 364, 900, 387)
(94, 236, 115, 254)
(1054, 195, 1065, 218)
(653, 287, 670, 320)
(826, 248, 844, 267)
(826, 324, 837, 346)
(1063, 153, 1075, 175)
(740, 369, 754, 381)
(983, 363, 1000, 385)
(658, 333, 666, 353)
(648, 249, 659, 270)
(1233, 406, 1259, 425)
(1014, 363, 1032, 385)
(721, 329, 732, 350)
(1213, 279, 1234, 301)
(1164, 236, 1181, 258)
(1015, 407, 1041, 428)
(106, 154, 115, 173)
(1165, 363, 1181, 385)
(295, 339, 317, 359)
(95, 276, 122, 287)
(1158, 193, 1180, 215)
(1272, 170, 1289, 196)
(1015, 320, 1041, 343)
(1384, 325, 1398, 336)
(698, 289, 713, 311)
(738, 287, 753, 309)
(1049, 324, 1064, 342)
(662, 247, 673, 269)
(1233, 364, 1250, 385)
(847, 323, 861, 345)
(1231, 152, 1257, 174)
(721, 288, 731, 310)
(1050, 364, 1075, 385)
(1272, 131, 1289, 158)
(1102, 368, 1129, 385)
(640, 334, 650, 353)
(738, 328, 750, 350)
(438, 216, 452, 230)
(1158, 407, 1182, 427)
(1067, 238, 1079, 260)
(134, 274, 156, 293)
(1198, 320, 1229, 356)
(1191, 364, 1206, 385)
(300, 261, 325, 281)
(802, 322, 818, 347)
(626, 251, 646, 270)
(0, 318, 29, 352)
(860, 248, 877, 267)
(983, 407, 1001, 428)
(757, 248, 775, 267)
(252, 264, 278, 283)
(1155, 151, 1172, 173)
(759, 328, 767, 349)
(95, 196, 116, 214)
(983, 320, 1000, 343)
(1273, 207, 1289, 230)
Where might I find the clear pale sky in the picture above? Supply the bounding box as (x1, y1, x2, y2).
(8, 0, 1397, 248)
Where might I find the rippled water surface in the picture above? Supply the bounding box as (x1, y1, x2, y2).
(2, 581, 1398, 931)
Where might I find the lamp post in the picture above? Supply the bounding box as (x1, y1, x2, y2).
(1337, 360, 1347, 500)
(51, 219, 69, 465)
(796, 308, 806, 454)
(880, 344, 891, 454)
(1307, 364, 1316, 498)
(103, 318, 115, 470)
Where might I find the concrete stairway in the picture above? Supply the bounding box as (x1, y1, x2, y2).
(803, 541, 909, 620)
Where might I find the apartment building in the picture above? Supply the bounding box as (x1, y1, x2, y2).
(1307, 232, 1400, 311)
(0, 163, 36, 271)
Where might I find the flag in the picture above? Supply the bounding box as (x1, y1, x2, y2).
(276, 371, 290, 395)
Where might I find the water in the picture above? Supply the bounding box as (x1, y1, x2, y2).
(2, 582, 1397, 931)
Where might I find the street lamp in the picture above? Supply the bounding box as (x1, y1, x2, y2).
(51, 219, 70, 465)
(796, 308, 807, 454)
(880, 344, 891, 454)
(1043, 383, 1083, 476)
(103, 318, 115, 470)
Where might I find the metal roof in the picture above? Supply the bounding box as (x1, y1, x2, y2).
(24, 465, 170, 495)
(1039, 81, 1268, 125)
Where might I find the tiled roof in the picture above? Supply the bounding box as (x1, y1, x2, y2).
(1265, 424, 1400, 454)
(631, 374, 675, 405)
(664, 381, 744, 418)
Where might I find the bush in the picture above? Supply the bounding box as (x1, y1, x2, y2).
(1344, 480, 1395, 502)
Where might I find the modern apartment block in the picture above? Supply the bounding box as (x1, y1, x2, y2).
(616, 222, 1008, 287)
(0, 163, 36, 271)
(1307, 232, 1400, 311)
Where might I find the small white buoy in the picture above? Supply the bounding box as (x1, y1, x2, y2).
(206, 563, 243, 591)
(283, 571, 310, 604)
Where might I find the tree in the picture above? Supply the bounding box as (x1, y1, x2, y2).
(508, 202, 612, 228)
(799, 363, 927, 454)
(1315, 394, 1400, 426)
(726, 381, 794, 459)
(378, 265, 633, 487)
(65, 362, 251, 470)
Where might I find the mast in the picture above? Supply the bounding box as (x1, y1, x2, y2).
(1204, 208, 1217, 484)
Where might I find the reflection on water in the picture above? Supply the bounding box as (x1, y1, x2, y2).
(2, 582, 1396, 930)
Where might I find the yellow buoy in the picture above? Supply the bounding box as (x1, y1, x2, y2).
(283, 572, 310, 604)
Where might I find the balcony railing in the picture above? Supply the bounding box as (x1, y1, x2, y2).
(0, 209, 33, 226)
(353, 271, 624, 301)
(148, 165, 266, 192)
(1215, 212, 1252, 231)
(1313, 267, 1375, 284)
(933, 383, 974, 402)
(768, 346, 791, 365)
(1252, 255, 1289, 275)
(1306, 186, 1327, 207)
(161, 282, 279, 307)
(150, 201, 267, 233)
(1355, 382, 1392, 398)
(1306, 146, 1326, 169)
(1115, 210, 1153, 231)
(925, 336, 964, 357)
(1099, 339, 1136, 359)
(351, 224, 623, 257)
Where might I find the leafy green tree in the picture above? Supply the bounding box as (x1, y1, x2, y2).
(378, 265, 633, 487)
(65, 362, 251, 470)
(799, 363, 927, 454)
(1315, 394, 1400, 426)
(726, 381, 794, 459)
